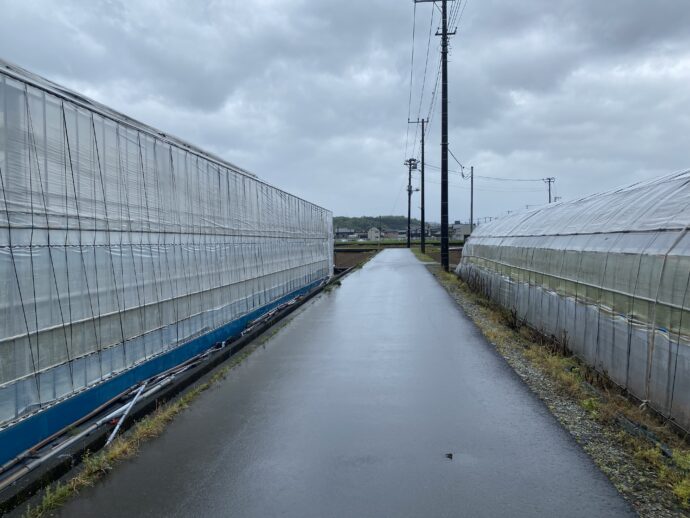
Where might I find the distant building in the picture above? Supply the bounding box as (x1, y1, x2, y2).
(367, 227, 381, 241)
(335, 227, 355, 239)
(429, 225, 442, 238)
(452, 221, 474, 241)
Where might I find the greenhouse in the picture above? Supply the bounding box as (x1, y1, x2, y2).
(0, 60, 332, 465)
(457, 171, 690, 431)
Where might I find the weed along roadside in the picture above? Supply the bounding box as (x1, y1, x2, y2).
(412, 247, 690, 518)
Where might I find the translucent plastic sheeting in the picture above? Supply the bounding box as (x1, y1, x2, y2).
(457, 171, 690, 431)
(0, 61, 333, 427)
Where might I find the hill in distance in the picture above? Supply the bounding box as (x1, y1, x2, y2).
(334, 215, 431, 232)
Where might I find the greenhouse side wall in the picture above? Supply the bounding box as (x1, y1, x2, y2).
(457, 173, 690, 433)
(0, 63, 333, 465)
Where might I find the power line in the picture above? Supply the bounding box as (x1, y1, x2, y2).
(425, 162, 547, 182)
(472, 175, 545, 182)
(448, 147, 465, 169)
(417, 7, 436, 121)
(420, 0, 470, 149)
(456, 0, 470, 27)
(404, 2, 418, 160)
(448, 0, 462, 28)
(449, 0, 468, 30)
(420, 176, 543, 192)
(410, 7, 436, 158)
(425, 55, 442, 133)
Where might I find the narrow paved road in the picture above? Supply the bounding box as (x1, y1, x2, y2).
(60, 249, 633, 517)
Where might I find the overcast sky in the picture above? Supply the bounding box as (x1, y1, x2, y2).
(2, 0, 689, 222)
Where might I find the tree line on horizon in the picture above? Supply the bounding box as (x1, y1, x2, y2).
(334, 215, 431, 232)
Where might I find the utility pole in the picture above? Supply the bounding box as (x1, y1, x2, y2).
(421, 119, 426, 253)
(470, 165, 474, 232)
(416, 0, 455, 270)
(378, 215, 382, 250)
(408, 118, 428, 253)
(405, 158, 418, 248)
(544, 177, 555, 203)
(440, 0, 449, 269)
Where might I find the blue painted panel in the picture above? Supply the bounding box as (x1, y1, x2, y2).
(0, 279, 324, 467)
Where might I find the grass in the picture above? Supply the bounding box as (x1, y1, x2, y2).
(675, 478, 690, 508)
(410, 247, 436, 263)
(22, 331, 277, 518)
(323, 280, 342, 292)
(418, 256, 690, 511)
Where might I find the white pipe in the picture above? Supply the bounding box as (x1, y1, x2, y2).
(105, 382, 147, 447)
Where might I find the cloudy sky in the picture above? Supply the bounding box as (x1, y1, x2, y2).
(2, 0, 689, 222)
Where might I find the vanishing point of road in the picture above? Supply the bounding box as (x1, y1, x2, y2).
(60, 249, 633, 517)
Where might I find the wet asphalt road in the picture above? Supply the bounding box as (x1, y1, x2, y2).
(60, 249, 634, 517)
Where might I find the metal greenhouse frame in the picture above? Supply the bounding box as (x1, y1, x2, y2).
(458, 171, 690, 431)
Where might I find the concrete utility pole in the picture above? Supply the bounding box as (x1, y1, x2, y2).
(421, 119, 426, 253)
(408, 118, 428, 253)
(416, 0, 455, 270)
(405, 158, 418, 248)
(469, 166, 474, 232)
(440, 0, 450, 269)
(544, 177, 555, 203)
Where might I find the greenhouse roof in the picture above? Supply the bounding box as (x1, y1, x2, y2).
(0, 58, 258, 180)
(473, 170, 690, 238)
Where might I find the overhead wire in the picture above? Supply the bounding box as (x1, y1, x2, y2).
(419, 175, 544, 193)
(408, 1, 478, 196)
(410, 5, 436, 158)
(425, 162, 547, 182)
(424, 0, 467, 140)
(396, 1, 418, 216)
(403, 1, 418, 160)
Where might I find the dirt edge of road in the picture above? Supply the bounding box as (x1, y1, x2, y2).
(418, 253, 690, 518)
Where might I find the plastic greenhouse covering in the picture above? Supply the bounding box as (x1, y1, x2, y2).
(457, 171, 690, 431)
(0, 60, 333, 429)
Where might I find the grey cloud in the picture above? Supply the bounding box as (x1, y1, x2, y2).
(1, 0, 689, 221)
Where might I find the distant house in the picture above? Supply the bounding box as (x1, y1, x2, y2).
(429, 225, 442, 238)
(367, 227, 381, 241)
(335, 227, 355, 239)
(452, 221, 473, 241)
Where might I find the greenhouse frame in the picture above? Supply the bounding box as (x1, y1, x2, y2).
(0, 60, 333, 465)
(458, 171, 690, 432)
